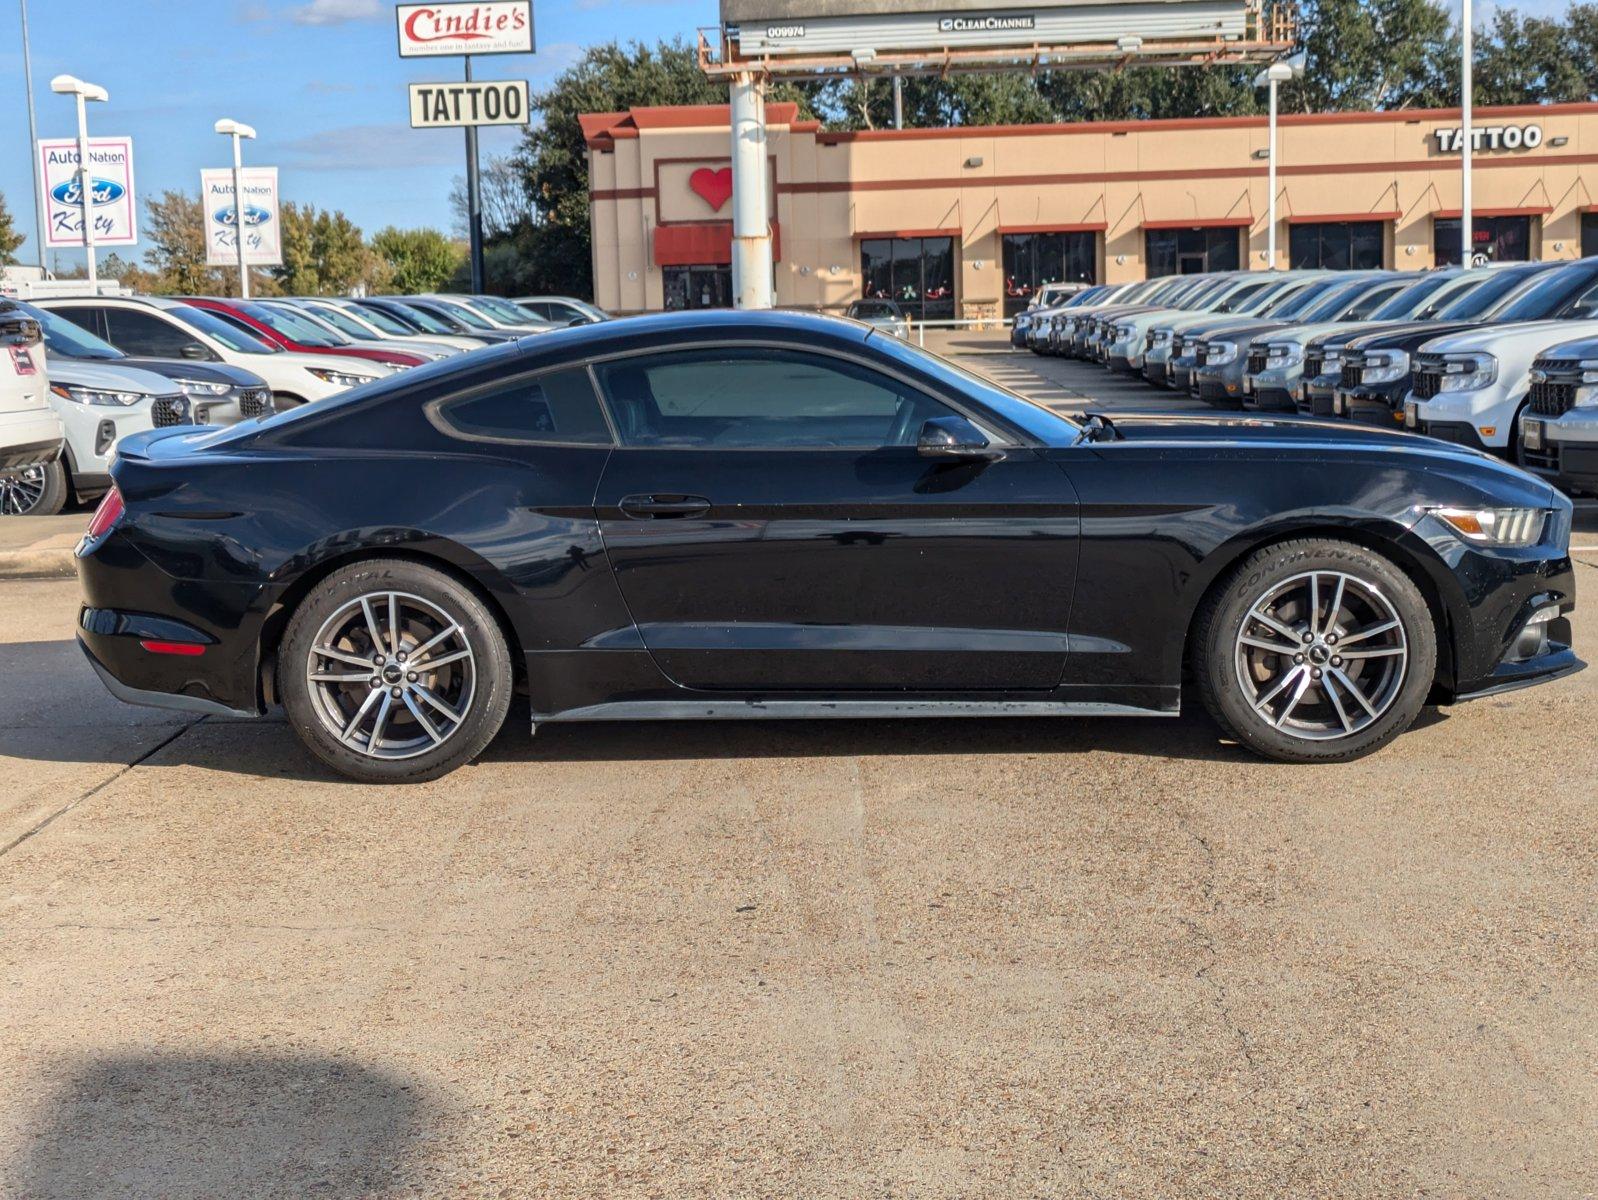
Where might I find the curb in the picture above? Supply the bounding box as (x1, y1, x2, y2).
(0, 546, 76, 581)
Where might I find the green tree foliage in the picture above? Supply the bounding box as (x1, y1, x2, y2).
(0, 192, 24, 266)
(271, 203, 386, 296)
(372, 226, 463, 294)
(142, 190, 225, 294)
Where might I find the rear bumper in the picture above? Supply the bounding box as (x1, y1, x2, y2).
(0, 434, 64, 472)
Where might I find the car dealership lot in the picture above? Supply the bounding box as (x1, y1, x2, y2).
(3, 340, 1597, 1197)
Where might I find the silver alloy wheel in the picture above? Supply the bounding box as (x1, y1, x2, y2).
(0, 466, 46, 515)
(305, 590, 476, 761)
(1233, 570, 1409, 742)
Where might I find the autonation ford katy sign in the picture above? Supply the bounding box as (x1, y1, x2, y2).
(396, 2, 534, 57)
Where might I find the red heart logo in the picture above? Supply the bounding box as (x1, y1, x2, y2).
(688, 166, 733, 212)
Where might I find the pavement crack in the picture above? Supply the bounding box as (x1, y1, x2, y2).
(1175, 817, 1258, 1073)
(0, 718, 204, 862)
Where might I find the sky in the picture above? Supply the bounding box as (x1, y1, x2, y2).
(1, 0, 1577, 271)
(1, 0, 714, 269)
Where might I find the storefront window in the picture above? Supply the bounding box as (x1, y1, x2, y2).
(861, 237, 956, 322)
(1144, 227, 1242, 277)
(1434, 216, 1532, 266)
(664, 266, 732, 311)
(1288, 221, 1384, 270)
(1000, 232, 1097, 316)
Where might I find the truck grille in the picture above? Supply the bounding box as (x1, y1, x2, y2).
(1527, 360, 1580, 416)
(1411, 356, 1446, 400)
(1246, 348, 1269, 376)
(1340, 358, 1365, 389)
(239, 388, 271, 418)
(151, 395, 192, 428)
(1304, 350, 1324, 378)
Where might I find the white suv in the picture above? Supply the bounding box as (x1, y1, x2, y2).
(0, 304, 66, 516)
(39, 296, 390, 408)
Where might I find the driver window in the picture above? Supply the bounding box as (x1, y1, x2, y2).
(593, 348, 954, 449)
(1563, 281, 1598, 318)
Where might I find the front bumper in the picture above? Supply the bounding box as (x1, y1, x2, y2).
(1335, 382, 1409, 427)
(1520, 411, 1598, 493)
(1242, 366, 1301, 412)
(1298, 374, 1338, 416)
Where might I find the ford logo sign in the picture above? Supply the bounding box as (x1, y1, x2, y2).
(213, 204, 273, 229)
(50, 177, 125, 207)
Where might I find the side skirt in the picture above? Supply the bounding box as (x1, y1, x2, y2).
(533, 698, 1181, 728)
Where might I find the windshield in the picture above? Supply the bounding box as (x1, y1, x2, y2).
(1263, 278, 1341, 319)
(354, 303, 425, 334)
(244, 302, 350, 347)
(1233, 279, 1295, 315)
(1291, 278, 1373, 322)
(380, 302, 452, 334)
(168, 305, 279, 353)
(19, 301, 123, 359)
(1494, 264, 1598, 322)
(1368, 274, 1458, 320)
(468, 296, 536, 324)
(427, 299, 495, 330)
(305, 303, 381, 340)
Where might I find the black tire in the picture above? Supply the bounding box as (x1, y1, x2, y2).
(1191, 538, 1438, 763)
(0, 459, 68, 516)
(279, 558, 513, 783)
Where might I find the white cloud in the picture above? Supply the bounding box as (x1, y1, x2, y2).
(288, 0, 382, 25)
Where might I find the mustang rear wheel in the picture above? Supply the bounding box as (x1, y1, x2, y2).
(280, 559, 513, 783)
(1193, 538, 1438, 762)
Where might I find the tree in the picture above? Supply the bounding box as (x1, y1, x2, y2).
(1280, 0, 1458, 114)
(450, 155, 532, 241)
(372, 226, 462, 294)
(271, 203, 386, 295)
(142, 190, 226, 294)
(0, 192, 24, 266)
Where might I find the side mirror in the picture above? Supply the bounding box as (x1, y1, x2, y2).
(917, 414, 1002, 461)
(568, 316, 591, 327)
(180, 343, 209, 360)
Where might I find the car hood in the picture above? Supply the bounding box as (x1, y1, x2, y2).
(275, 351, 393, 377)
(115, 357, 267, 388)
(1305, 321, 1411, 350)
(1194, 320, 1288, 345)
(1530, 333, 1598, 361)
(48, 359, 182, 396)
(1341, 320, 1489, 353)
(1259, 319, 1370, 348)
(1420, 319, 1598, 355)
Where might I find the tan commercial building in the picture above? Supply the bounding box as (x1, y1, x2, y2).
(584, 100, 1598, 319)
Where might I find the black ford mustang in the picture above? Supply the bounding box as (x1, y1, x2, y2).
(75, 311, 1580, 783)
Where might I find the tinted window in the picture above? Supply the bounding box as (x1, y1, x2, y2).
(594, 348, 954, 449)
(20, 302, 122, 359)
(167, 306, 277, 353)
(432, 367, 611, 445)
(104, 308, 206, 358)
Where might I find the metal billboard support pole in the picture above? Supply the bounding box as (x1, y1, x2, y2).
(20, 0, 48, 272)
(73, 92, 97, 292)
(893, 75, 904, 130)
(465, 56, 485, 294)
(1461, 0, 1474, 268)
(730, 72, 773, 309)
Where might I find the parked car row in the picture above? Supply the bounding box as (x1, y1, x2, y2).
(1024, 261, 1598, 497)
(0, 292, 607, 515)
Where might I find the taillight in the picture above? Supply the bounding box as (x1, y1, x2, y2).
(86, 486, 125, 539)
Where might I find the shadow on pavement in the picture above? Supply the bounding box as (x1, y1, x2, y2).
(8, 1051, 430, 1199)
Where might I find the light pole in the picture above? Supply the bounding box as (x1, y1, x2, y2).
(1461, 0, 1474, 268)
(215, 119, 258, 298)
(20, 0, 48, 271)
(49, 73, 109, 292)
(1255, 52, 1305, 271)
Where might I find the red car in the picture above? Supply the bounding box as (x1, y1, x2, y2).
(179, 298, 428, 369)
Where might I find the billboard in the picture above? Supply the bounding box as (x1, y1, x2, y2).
(396, 2, 534, 57)
(408, 80, 530, 127)
(201, 167, 283, 267)
(37, 137, 138, 249)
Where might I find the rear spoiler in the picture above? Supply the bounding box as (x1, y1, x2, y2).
(111, 426, 207, 463)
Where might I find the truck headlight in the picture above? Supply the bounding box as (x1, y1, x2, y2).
(1319, 349, 1343, 371)
(1579, 358, 1598, 386)
(1430, 506, 1547, 547)
(1362, 349, 1410, 384)
(1438, 353, 1497, 392)
(170, 378, 232, 396)
(1150, 329, 1173, 346)
(50, 383, 143, 407)
(1207, 341, 1238, 366)
(1264, 342, 1303, 368)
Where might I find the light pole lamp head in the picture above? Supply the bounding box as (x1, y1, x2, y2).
(51, 74, 108, 102)
(215, 118, 257, 140)
(1255, 53, 1306, 88)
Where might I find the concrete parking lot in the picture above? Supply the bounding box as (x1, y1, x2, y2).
(3, 339, 1597, 1198)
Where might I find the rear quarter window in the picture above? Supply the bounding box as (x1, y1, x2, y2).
(427, 366, 612, 445)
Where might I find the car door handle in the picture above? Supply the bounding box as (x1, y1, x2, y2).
(618, 494, 712, 519)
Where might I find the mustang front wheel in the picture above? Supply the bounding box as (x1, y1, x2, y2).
(1193, 538, 1438, 762)
(280, 559, 513, 783)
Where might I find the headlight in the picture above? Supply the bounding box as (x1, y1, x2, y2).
(1113, 324, 1135, 341)
(1015, 314, 1031, 329)
(50, 383, 143, 407)
(1208, 341, 1238, 366)
(1362, 349, 1410, 384)
(1264, 342, 1303, 367)
(1319, 349, 1343, 371)
(170, 378, 232, 396)
(307, 367, 377, 388)
(1578, 358, 1598, 387)
(1150, 329, 1173, 345)
(1437, 352, 1497, 392)
(1430, 506, 1547, 547)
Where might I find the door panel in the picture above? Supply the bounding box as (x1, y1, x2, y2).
(595, 447, 1079, 691)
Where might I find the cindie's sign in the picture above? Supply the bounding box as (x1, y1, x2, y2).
(396, 2, 534, 57)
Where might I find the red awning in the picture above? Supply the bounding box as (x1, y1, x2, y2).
(1142, 215, 1254, 230)
(653, 222, 782, 267)
(852, 227, 962, 240)
(1433, 205, 1552, 219)
(998, 222, 1108, 234)
(1286, 210, 1403, 224)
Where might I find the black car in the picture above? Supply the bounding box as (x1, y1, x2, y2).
(75, 311, 1580, 783)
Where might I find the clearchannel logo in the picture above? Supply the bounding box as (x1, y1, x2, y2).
(937, 14, 1037, 32)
